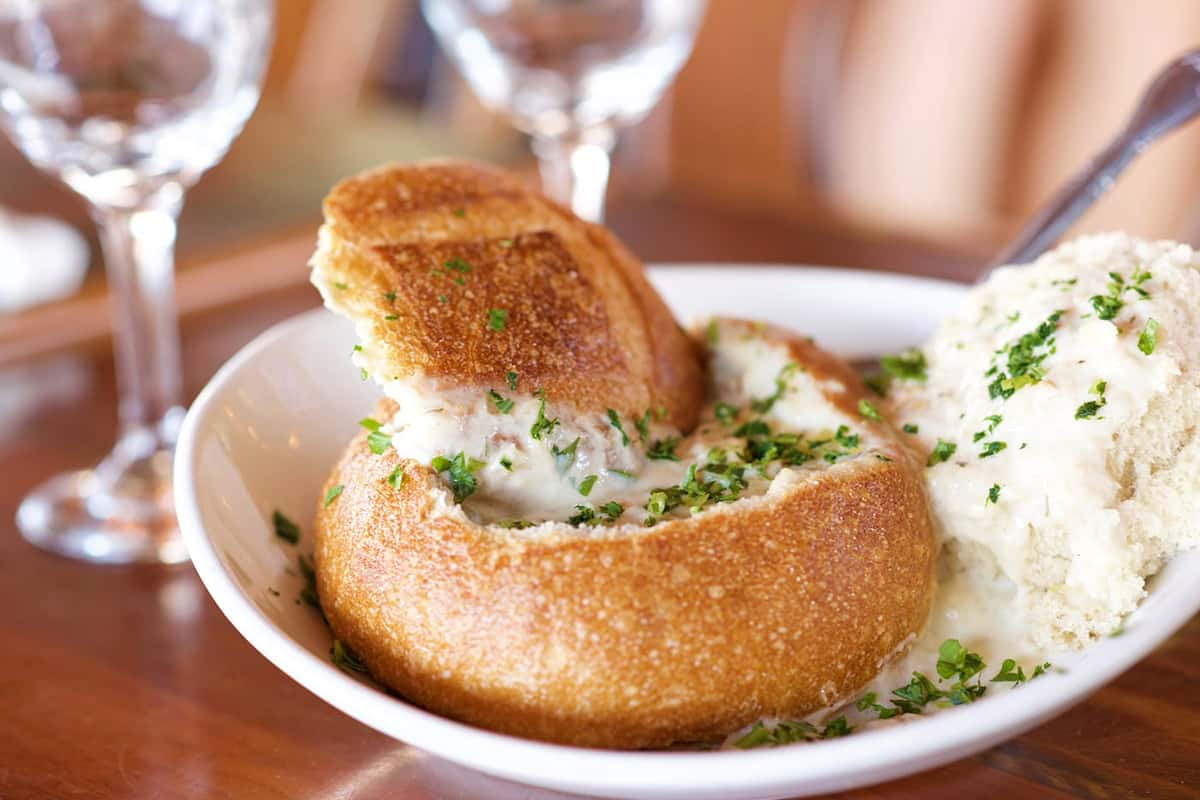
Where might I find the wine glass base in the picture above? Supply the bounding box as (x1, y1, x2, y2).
(18, 461, 187, 566)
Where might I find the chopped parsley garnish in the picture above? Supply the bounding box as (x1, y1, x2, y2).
(704, 319, 719, 345)
(452, 207, 465, 218)
(352, 344, 362, 353)
(991, 658, 1027, 684)
(834, 425, 859, 449)
(972, 414, 1003, 442)
(444, 257, 472, 273)
(646, 437, 680, 461)
(385, 465, 404, 489)
(609, 468, 634, 479)
(384, 314, 399, 321)
(499, 456, 513, 471)
(986, 311, 1062, 399)
(578, 475, 598, 496)
(551, 437, 580, 472)
(297, 553, 321, 613)
(606, 408, 630, 446)
(1075, 379, 1107, 420)
(1088, 269, 1151, 321)
(506, 370, 519, 390)
(1006, 311, 1020, 324)
(902, 422, 919, 434)
(566, 505, 596, 526)
(635, 409, 652, 440)
(530, 391, 559, 440)
(978, 441, 1006, 458)
(272, 510, 300, 544)
(497, 519, 534, 529)
(1089, 294, 1122, 320)
(437, 294, 448, 303)
(487, 389, 514, 414)
(879, 348, 927, 382)
(1051, 277, 1078, 290)
(985, 483, 1000, 505)
(430, 452, 485, 502)
(858, 398, 881, 421)
(854, 639, 1053, 723)
(1138, 318, 1159, 355)
(751, 363, 798, 414)
(330, 639, 367, 674)
(363, 422, 391, 455)
(714, 402, 738, 425)
(323, 484, 344, 507)
(333, 282, 348, 290)
(487, 308, 508, 331)
(384, 290, 396, 303)
(359, 367, 368, 382)
(733, 717, 853, 748)
(599, 501, 624, 521)
(927, 439, 956, 466)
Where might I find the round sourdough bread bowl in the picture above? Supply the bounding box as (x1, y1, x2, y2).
(310, 160, 935, 749)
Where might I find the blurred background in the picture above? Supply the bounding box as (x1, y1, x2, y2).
(5, 0, 1200, 361)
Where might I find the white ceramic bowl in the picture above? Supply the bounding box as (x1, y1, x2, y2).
(176, 266, 1200, 800)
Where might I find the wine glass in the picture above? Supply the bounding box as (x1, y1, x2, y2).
(422, 0, 707, 222)
(0, 0, 272, 564)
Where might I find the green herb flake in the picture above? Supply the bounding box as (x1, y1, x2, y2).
(704, 319, 720, 346)
(927, 439, 957, 466)
(323, 484, 344, 507)
(880, 348, 928, 382)
(991, 658, 1026, 684)
(358, 418, 381, 432)
(383, 314, 399, 321)
(902, 422, 919, 434)
(333, 282, 348, 290)
(530, 391, 560, 440)
(978, 441, 1007, 458)
(505, 370, 519, 390)
(499, 456, 513, 471)
(437, 294, 449, 303)
(359, 367, 368, 382)
(714, 402, 738, 425)
(985, 483, 1000, 506)
(444, 257, 472, 273)
(431, 452, 485, 502)
(487, 308, 508, 331)
(488, 389, 514, 414)
(384, 290, 397, 303)
(366, 430, 392, 455)
(551, 438, 580, 472)
(986, 311, 1062, 400)
(858, 398, 882, 421)
(1138, 317, 1159, 355)
(751, 363, 798, 414)
(578, 475, 599, 496)
(330, 639, 368, 674)
(606, 408, 630, 446)
(646, 437, 680, 461)
(272, 510, 300, 544)
(385, 465, 404, 489)
(451, 207, 465, 218)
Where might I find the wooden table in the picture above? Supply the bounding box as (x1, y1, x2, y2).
(1, 206, 1196, 800)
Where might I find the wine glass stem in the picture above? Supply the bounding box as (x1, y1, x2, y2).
(93, 182, 185, 450)
(532, 125, 616, 223)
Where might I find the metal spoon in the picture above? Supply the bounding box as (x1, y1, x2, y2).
(985, 48, 1200, 276)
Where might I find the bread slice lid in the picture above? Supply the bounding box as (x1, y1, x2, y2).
(309, 160, 705, 430)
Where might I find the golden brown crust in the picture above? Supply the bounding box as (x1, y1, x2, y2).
(314, 333, 936, 749)
(313, 160, 704, 430)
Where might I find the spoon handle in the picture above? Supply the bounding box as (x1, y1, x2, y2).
(984, 48, 1200, 277)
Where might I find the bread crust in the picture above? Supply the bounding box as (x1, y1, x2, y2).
(314, 330, 936, 749)
(313, 160, 704, 430)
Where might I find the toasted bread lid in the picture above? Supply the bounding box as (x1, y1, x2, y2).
(311, 160, 705, 430)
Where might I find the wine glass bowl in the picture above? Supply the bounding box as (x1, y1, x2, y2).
(423, 0, 706, 222)
(0, 0, 272, 564)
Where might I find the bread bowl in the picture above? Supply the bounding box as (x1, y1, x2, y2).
(310, 160, 936, 749)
